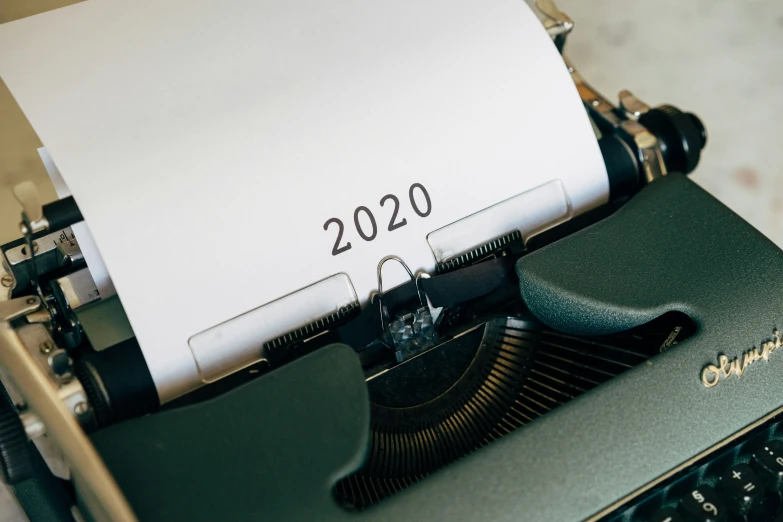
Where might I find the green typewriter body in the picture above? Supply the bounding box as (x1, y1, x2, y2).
(2, 3, 782, 522)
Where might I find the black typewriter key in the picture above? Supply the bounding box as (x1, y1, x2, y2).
(678, 485, 727, 522)
(649, 507, 686, 522)
(751, 440, 783, 491)
(754, 494, 783, 522)
(719, 464, 765, 516)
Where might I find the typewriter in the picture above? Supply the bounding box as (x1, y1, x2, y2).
(1, 2, 781, 521)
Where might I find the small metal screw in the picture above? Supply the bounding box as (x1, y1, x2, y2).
(26, 297, 36, 305)
(39, 341, 54, 354)
(0, 275, 13, 288)
(73, 402, 89, 416)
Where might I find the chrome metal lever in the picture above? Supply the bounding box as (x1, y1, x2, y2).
(0, 296, 137, 521)
(535, 0, 574, 53)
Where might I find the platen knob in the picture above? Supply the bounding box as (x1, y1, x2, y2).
(639, 104, 707, 175)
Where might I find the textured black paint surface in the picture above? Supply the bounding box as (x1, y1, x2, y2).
(92, 344, 369, 521)
(92, 175, 783, 521)
(517, 173, 782, 338)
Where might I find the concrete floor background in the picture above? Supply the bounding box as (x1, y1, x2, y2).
(559, 0, 783, 246)
(0, 0, 782, 520)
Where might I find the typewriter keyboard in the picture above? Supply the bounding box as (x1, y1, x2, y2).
(610, 413, 783, 522)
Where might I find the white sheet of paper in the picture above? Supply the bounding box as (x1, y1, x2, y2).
(38, 147, 117, 299)
(0, 0, 608, 401)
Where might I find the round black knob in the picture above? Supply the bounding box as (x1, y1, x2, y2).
(0, 396, 32, 484)
(638, 105, 707, 175)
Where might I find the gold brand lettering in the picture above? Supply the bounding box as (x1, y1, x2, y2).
(701, 329, 782, 388)
(701, 365, 720, 388)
